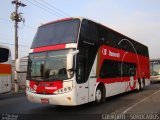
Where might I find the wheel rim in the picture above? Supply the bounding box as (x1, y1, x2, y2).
(141, 81, 143, 88)
(96, 89, 102, 102)
(137, 82, 140, 90)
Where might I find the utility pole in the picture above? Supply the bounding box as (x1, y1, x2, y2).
(10, 0, 26, 93)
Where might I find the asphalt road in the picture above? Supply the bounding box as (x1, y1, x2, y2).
(0, 82, 160, 120)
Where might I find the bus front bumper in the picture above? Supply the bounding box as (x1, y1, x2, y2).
(26, 90, 77, 106)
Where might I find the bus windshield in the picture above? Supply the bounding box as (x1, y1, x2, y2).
(150, 61, 160, 76)
(31, 19, 80, 48)
(27, 49, 74, 81)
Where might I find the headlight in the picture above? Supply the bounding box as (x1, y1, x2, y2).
(58, 86, 72, 94)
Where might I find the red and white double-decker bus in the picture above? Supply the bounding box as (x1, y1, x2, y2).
(26, 17, 150, 105)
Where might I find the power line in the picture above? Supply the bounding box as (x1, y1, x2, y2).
(25, 0, 62, 18)
(40, 0, 71, 17)
(34, 0, 65, 18)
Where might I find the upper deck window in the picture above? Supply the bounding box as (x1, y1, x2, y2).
(31, 19, 80, 49)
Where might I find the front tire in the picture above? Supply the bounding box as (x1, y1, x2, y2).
(136, 79, 141, 92)
(142, 78, 145, 89)
(95, 85, 105, 104)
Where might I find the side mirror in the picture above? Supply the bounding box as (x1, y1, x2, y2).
(67, 50, 79, 70)
(15, 56, 28, 73)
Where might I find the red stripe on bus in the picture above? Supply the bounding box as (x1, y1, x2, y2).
(97, 76, 136, 83)
(33, 44, 66, 52)
(97, 77, 137, 91)
(0, 64, 11, 74)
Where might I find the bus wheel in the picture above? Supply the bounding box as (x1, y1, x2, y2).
(141, 78, 145, 90)
(136, 79, 141, 92)
(140, 79, 144, 90)
(95, 85, 105, 104)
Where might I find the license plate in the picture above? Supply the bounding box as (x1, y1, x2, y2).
(41, 98, 49, 104)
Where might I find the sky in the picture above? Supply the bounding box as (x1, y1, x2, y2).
(0, 0, 160, 59)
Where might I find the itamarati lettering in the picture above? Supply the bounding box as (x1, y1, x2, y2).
(109, 50, 120, 58)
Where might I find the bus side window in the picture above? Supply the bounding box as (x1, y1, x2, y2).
(76, 55, 86, 83)
(98, 26, 107, 44)
(90, 22, 98, 43)
(80, 20, 90, 41)
(129, 64, 136, 76)
(122, 63, 136, 77)
(80, 19, 98, 43)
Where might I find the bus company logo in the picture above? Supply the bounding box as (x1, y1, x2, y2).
(102, 48, 107, 56)
(45, 86, 57, 90)
(109, 50, 120, 58)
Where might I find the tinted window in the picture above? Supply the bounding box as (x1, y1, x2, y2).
(76, 54, 86, 83)
(97, 22, 149, 57)
(76, 48, 88, 84)
(31, 19, 80, 48)
(80, 19, 98, 43)
(121, 62, 136, 77)
(100, 60, 119, 78)
(0, 48, 9, 63)
(100, 60, 136, 79)
(80, 19, 148, 57)
(78, 20, 100, 82)
(98, 26, 107, 44)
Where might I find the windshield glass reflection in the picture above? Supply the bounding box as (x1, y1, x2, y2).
(150, 62, 160, 76)
(27, 49, 74, 81)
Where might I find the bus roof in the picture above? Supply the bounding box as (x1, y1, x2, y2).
(40, 17, 74, 27)
(0, 45, 10, 50)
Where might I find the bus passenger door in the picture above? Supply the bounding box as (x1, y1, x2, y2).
(76, 54, 89, 105)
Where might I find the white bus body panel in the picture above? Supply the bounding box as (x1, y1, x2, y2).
(0, 45, 12, 94)
(0, 75, 11, 94)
